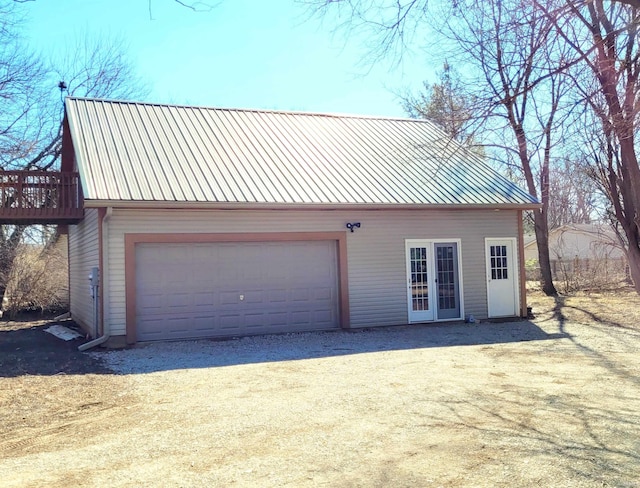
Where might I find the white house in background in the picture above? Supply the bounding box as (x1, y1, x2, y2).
(62, 97, 539, 347)
(524, 223, 626, 279)
(524, 223, 624, 263)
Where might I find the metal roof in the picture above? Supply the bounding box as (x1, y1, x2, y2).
(65, 97, 538, 207)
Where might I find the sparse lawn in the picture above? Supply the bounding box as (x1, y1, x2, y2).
(528, 284, 640, 328)
(1, 289, 640, 487)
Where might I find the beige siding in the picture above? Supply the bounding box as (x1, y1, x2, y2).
(51, 233, 70, 308)
(105, 208, 519, 337)
(69, 208, 100, 334)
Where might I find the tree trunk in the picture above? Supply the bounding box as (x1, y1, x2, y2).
(627, 244, 640, 294)
(533, 208, 557, 296)
(0, 250, 18, 313)
(0, 225, 26, 312)
(0, 260, 15, 317)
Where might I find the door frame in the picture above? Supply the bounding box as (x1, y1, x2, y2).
(405, 239, 464, 323)
(485, 237, 520, 318)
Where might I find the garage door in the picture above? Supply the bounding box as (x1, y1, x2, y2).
(135, 240, 339, 341)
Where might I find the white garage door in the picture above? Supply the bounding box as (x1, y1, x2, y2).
(135, 240, 339, 341)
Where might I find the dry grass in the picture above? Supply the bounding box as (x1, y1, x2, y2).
(528, 285, 640, 328)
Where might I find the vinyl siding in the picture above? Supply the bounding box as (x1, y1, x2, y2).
(104, 208, 519, 337)
(68, 208, 100, 334)
(51, 233, 70, 308)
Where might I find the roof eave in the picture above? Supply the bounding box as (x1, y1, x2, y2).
(83, 200, 542, 211)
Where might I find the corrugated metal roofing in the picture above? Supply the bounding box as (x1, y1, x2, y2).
(65, 97, 538, 207)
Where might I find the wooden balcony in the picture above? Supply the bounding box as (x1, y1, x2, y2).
(0, 171, 84, 224)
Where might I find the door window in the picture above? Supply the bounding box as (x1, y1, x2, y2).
(437, 245, 457, 310)
(410, 247, 429, 311)
(490, 245, 508, 280)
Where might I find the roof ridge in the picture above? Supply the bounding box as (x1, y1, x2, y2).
(65, 96, 432, 123)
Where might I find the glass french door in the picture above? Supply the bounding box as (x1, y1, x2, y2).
(435, 243, 460, 320)
(406, 240, 461, 322)
(407, 243, 434, 321)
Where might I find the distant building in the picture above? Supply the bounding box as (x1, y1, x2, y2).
(524, 223, 626, 280)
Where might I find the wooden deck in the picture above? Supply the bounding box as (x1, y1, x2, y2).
(0, 171, 83, 224)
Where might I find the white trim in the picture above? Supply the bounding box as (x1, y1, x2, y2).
(485, 237, 519, 318)
(405, 240, 435, 322)
(405, 239, 464, 323)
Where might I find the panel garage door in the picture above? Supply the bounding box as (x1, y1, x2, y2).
(135, 240, 339, 341)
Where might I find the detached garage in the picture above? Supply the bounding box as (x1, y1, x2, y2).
(62, 97, 539, 347)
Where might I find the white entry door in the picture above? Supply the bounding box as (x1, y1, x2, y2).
(485, 238, 518, 317)
(406, 240, 462, 323)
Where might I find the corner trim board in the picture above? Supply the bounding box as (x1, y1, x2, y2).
(98, 208, 106, 336)
(517, 210, 527, 318)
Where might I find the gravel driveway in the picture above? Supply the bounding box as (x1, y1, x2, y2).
(1, 293, 640, 487)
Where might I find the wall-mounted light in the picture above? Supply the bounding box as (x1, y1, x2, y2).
(346, 222, 361, 233)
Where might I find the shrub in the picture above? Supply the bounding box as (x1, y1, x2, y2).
(2, 239, 68, 317)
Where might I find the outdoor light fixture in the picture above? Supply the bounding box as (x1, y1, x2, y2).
(346, 222, 361, 233)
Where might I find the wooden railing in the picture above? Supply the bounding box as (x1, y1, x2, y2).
(0, 171, 84, 224)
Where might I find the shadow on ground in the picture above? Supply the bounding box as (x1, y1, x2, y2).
(0, 318, 111, 377)
(1, 317, 568, 377)
(551, 296, 640, 388)
(431, 387, 640, 486)
(91, 320, 568, 375)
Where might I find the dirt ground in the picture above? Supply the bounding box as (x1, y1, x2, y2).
(1, 290, 640, 488)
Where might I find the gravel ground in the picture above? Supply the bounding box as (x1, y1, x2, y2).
(93, 321, 559, 374)
(1, 292, 640, 487)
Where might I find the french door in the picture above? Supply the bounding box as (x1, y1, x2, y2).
(406, 240, 462, 323)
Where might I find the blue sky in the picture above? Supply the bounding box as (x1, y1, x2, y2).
(22, 0, 437, 117)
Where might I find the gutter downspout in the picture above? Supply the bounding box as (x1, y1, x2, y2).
(79, 207, 112, 351)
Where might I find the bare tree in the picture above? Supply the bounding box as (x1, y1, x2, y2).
(0, 1, 148, 309)
(0, 1, 50, 307)
(12, 0, 218, 11)
(402, 62, 477, 146)
(446, 0, 572, 295)
(546, 158, 600, 228)
(33, 34, 149, 171)
(533, 0, 640, 292)
(0, 1, 49, 170)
